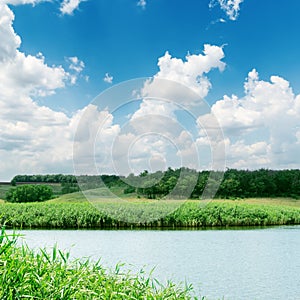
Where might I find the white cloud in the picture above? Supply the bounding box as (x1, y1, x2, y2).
(60, 0, 85, 15)
(134, 44, 225, 119)
(4, 0, 46, 5)
(154, 44, 225, 99)
(0, 51, 68, 97)
(0, 5, 69, 97)
(0, 3, 21, 62)
(103, 73, 113, 84)
(68, 56, 84, 73)
(67, 56, 85, 84)
(137, 0, 146, 9)
(199, 69, 300, 169)
(0, 2, 93, 180)
(73, 105, 120, 175)
(209, 0, 244, 21)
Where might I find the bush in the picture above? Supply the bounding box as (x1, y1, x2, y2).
(124, 186, 136, 194)
(5, 185, 53, 203)
(61, 182, 79, 194)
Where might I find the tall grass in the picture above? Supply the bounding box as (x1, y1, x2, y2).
(0, 226, 198, 299)
(1, 201, 300, 229)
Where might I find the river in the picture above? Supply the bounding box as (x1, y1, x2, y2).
(14, 226, 300, 300)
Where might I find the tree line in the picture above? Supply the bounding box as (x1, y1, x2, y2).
(125, 168, 300, 199)
(10, 168, 300, 200)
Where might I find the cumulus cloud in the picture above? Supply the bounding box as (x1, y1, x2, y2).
(0, 3, 21, 62)
(60, 0, 85, 15)
(128, 65, 300, 172)
(0, 4, 69, 96)
(133, 44, 225, 119)
(153, 44, 225, 99)
(73, 105, 120, 175)
(103, 73, 113, 84)
(123, 45, 226, 173)
(199, 69, 300, 169)
(209, 0, 244, 21)
(0, 2, 96, 180)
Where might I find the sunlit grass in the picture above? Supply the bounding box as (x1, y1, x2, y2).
(49, 190, 300, 207)
(49, 189, 151, 203)
(1, 200, 300, 229)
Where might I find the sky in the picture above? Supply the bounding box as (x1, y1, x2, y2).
(1, 0, 300, 180)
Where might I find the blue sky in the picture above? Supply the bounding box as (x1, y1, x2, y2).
(12, 0, 300, 111)
(1, 0, 300, 180)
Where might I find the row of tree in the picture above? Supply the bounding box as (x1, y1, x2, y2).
(124, 168, 300, 199)
(10, 168, 300, 200)
(11, 174, 77, 185)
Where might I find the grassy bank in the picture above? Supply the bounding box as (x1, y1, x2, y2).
(1, 199, 300, 229)
(0, 228, 196, 299)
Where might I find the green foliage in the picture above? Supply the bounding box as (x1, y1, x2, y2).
(0, 185, 12, 200)
(6, 185, 53, 203)
(0, 227, 196, 299)
(60, 182, 80, 194)
(123, 186, 136, 194)
(135, 168, 300, 200)
(9, 168, 300, 200)
(1, 201, 299, 229)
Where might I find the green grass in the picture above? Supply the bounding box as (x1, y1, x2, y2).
(0, 227, 198, 299)
(222, 197, 300, 208)
(1, 200, 300, 229)
(51, 190, 300, 206)
(1, 189, 300, 229)
(49, 191, 88, 203)
(49, 188, 148, 203)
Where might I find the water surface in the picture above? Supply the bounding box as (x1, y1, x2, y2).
(15, 226, 300, 300)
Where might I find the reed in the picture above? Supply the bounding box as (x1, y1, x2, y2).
(1, 201, 300, 229)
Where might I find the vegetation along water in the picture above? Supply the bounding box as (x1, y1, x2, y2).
(1, 198, 300, 229)
(0, 227, 197, 299)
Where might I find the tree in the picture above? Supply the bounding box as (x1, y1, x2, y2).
(6, 185, 53, 203)
(218, 178, 241, 198)
(61, 182, 79, 194)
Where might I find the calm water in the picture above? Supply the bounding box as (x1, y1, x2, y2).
(14, 226, 300, 300)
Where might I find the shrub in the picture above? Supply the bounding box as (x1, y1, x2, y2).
(124, 186, 136, 194)
(5, 185, 53, 203)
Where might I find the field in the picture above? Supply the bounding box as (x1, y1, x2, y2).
(228, 197, 300, 207)
(51, 190, 300, 207)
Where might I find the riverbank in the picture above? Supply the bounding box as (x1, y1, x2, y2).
(0, 228, 195, 299)
(1, 199, 300, 229)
